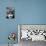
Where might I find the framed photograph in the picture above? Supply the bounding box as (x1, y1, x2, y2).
(6, 7, 15, 19)
(18, 24, 46, 42)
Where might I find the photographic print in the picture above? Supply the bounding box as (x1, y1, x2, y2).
(6, 7, 15, 19)
(18, 24, 46, 46)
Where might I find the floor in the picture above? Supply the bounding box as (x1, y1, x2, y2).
(0, 40, 46, 46)
(0, 44, 18, 46)
(19, 40, 46, 46)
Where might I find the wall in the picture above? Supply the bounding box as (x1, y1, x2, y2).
(16, 0, 46, 24)
(0, 0, 17, 44)
(0, 0, 46, 44)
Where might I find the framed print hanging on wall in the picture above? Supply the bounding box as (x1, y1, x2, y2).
(6, 7, 15, 19)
